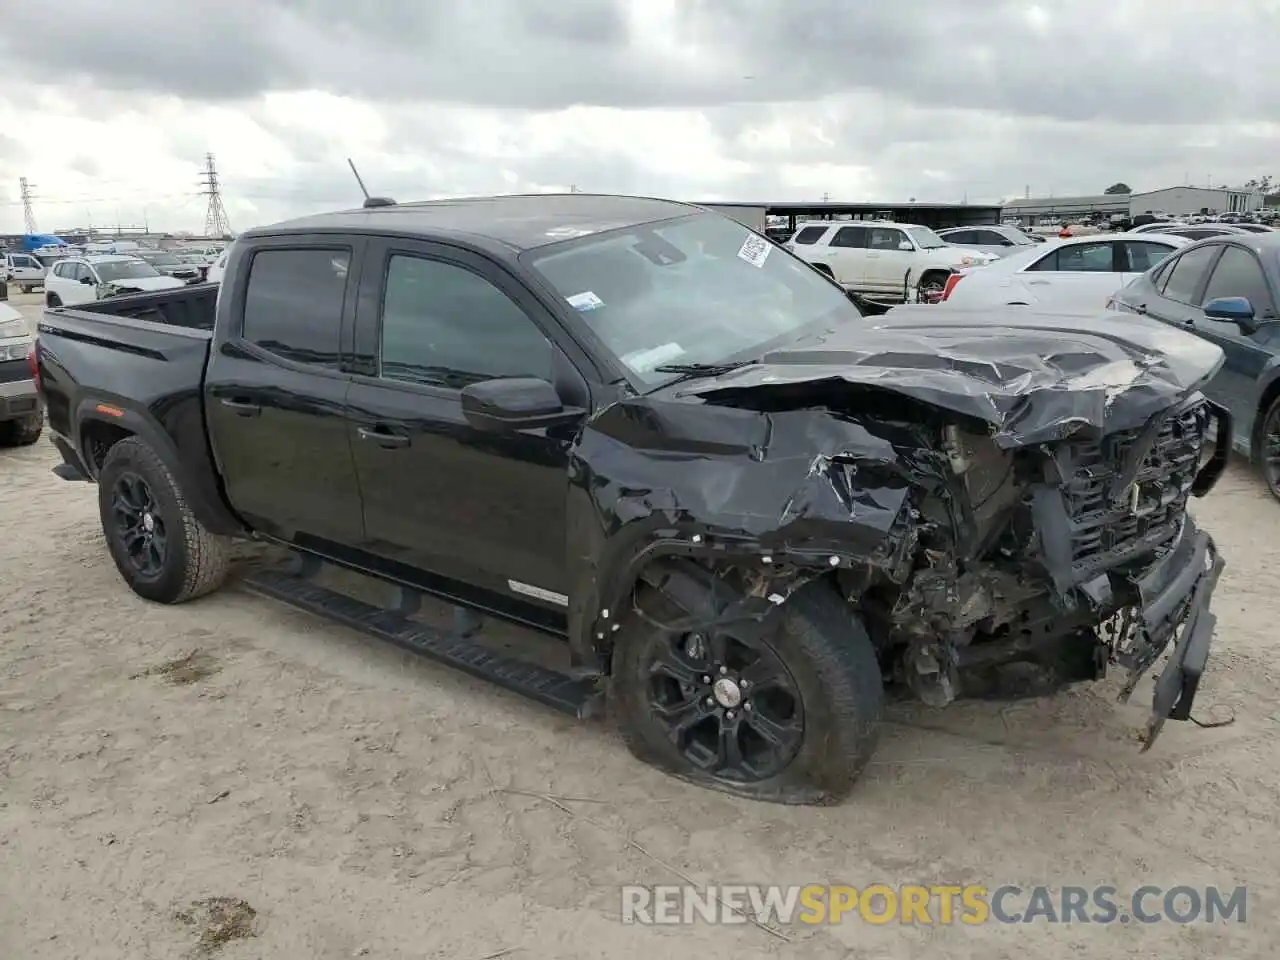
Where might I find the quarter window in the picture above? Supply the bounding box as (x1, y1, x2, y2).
(241, 248, 350, 368)
(379, 255, 552, 389)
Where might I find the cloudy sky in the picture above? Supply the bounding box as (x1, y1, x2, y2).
(0, 0, 1276, 234)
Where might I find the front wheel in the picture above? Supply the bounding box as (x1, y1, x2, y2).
(1259, 395, 1280, 502)
(46, 292, 61, 308)
(611, 580, 884, 804)
(97, 437, 231, 603)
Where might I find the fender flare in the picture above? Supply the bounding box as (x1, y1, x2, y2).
(74, 397, 245, 536)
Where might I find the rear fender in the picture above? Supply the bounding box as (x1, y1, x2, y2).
(75, 396, 245, 536)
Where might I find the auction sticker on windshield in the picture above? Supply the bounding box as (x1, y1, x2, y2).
(737, 233, 772, 268)
(566, 290, 605, 311)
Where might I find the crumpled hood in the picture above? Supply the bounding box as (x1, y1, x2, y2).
(105, 275, 185, 292)
(681, 304, 1226, 447)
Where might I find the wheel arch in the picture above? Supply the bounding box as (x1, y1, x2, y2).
(75, 400, 244, 536)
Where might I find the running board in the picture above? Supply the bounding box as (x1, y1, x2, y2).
(241, 568, 603, 719)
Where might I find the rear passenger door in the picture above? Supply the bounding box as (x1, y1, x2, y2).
(204, 239, 366, 546)
(345, 239, 587, 611)
(824, 225, 869, 288)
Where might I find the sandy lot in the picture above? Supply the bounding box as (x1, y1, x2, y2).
(2, 291, 1278, 958)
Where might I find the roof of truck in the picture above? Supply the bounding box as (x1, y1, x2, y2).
(254, 193, 702, 252)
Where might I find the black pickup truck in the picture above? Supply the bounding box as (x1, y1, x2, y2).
(36, 194, 1231, 803)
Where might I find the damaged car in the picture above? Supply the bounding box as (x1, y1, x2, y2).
(35, 195, 1230, 804)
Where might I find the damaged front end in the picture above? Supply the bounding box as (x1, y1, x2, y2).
(568, 306, 1231, 750)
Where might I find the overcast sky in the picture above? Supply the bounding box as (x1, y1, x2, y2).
(0, 0, 1276, 234)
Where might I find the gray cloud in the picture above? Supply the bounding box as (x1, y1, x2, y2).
(1, 0, 1276, 123)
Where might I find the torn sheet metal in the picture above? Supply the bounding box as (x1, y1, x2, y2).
(681, 305, 1226, 448)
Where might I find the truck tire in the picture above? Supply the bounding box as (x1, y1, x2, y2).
(918, 270, 951, 301)
(611, 580, 883, 804)
(0, 413, 42, 447)
(97, 436, 231, 603)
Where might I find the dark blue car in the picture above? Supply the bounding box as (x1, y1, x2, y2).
(1110, 232, 1280, 500)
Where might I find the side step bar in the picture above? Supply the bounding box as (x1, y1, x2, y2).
(241, 568, 603, 720)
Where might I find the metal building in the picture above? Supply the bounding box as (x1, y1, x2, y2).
(1127, 187, 1262, 217)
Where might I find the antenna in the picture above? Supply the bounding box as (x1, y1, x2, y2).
(347, 158, 370, 200)
(19, 177, 37, 233)
(347, 158, 396, 208)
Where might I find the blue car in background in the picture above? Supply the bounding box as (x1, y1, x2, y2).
(1109, 232, 1280, 500)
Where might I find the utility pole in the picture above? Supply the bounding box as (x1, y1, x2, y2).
(821, 191, 831, 202)
(199, 152, 232, 238)
(19, 177, 37, 233)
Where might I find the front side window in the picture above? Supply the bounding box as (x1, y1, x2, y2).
(905, 226, 947, 249)
(378, 256, 552, 389)
(1201, 245, 1275, 314)
(868, 228, 908, 251)
(527, 211, 858, 388)
(241, 248, 350, 368)
(1160, 245, 1221, 304)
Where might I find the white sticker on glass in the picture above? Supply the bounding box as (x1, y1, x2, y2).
(737, 233, 772, 268)
(566, 290, 605, 311)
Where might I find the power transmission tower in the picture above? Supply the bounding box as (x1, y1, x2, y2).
(199, 153, 232, 238)
(19, 177, 37, 232)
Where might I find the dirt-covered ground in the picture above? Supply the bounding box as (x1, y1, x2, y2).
(1, 292, 1277, 958)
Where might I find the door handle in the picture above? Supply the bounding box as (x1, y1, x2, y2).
(220, 398, 261, 417)
(356, 425, 410, 449)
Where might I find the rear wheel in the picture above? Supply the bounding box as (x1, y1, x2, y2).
(612, 580, 883, 804)
(1259, 396, 1280, 502)
(0, 413, 42, 447)
(97, 437, 231, 603)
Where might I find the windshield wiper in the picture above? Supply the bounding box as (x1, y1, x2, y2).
(651, 359, 758, 385)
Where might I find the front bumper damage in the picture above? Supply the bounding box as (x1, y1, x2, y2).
(1118, 516, 1225, 750)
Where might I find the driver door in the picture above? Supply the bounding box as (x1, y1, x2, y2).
(346, 239, 586, 606)
(864, 226, 914, 294)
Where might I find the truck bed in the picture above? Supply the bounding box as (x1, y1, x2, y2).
(68, 283, 219, 330)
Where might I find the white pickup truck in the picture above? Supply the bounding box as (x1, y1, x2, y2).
(785, 221, 997, 301)
(1, 252, 47, 293)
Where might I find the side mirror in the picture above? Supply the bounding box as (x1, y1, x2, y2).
(897, 240, 913, 251)
(1203, 296, 1257, 331)
(999, 238, 1015, 246)
(461, 377, 576, 431)
(79, 275, 95, 285)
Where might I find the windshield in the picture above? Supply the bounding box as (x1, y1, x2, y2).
(906, 226, 947, 249)
(527, 212, 857, 387)
(95, 260, 162, 282)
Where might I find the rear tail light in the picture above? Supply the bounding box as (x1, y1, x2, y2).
(941, 273, 964, 301)
(27, 343, 40, 393)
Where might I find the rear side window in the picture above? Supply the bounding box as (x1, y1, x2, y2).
(1161, 245, 1220, 303)
(830, 226, 867, 248)
(792, 226, 828, 245)
(942, 230, 973, 244)
(1122, 241, 1177, 272)
(241, 248, 350, 368)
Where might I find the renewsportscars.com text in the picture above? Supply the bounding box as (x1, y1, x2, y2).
(621, 884, 1247, 926)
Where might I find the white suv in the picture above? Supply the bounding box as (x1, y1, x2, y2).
(785, 221, 997, 300)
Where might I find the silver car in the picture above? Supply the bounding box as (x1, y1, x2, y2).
(936, 224, 1042, 258)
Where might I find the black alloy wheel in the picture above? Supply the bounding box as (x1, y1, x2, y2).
(1262, 398, 1280, 502)
(644, 623, 805, 782)
(109, 471, 169, 578)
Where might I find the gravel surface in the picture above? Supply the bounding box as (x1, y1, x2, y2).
(1, 291, 1277, 958)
